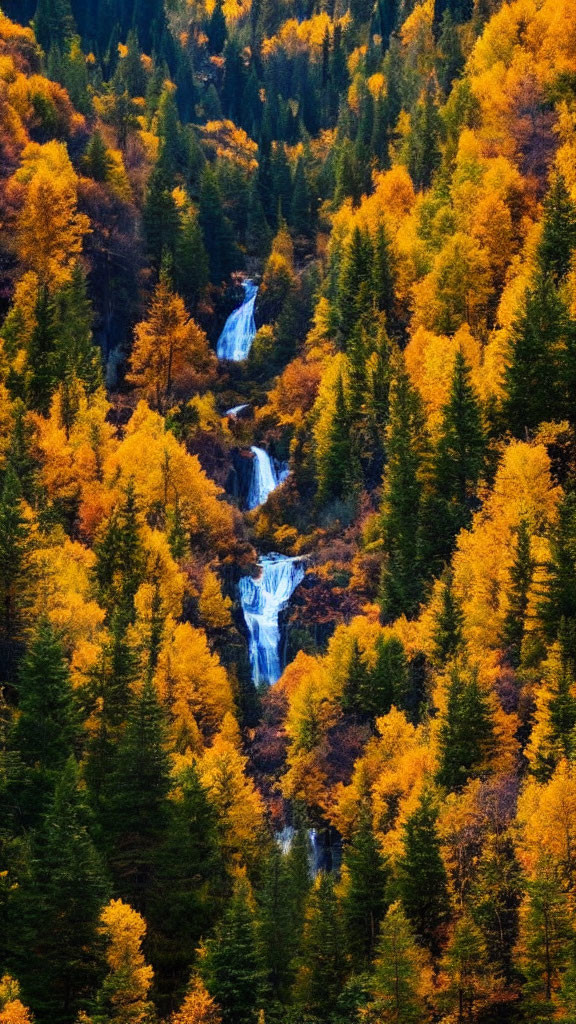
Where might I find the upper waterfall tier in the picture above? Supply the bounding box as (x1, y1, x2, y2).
(216, 281, 258, 361)
(239, 554, 305, 685)
(247, 446, 289, 509)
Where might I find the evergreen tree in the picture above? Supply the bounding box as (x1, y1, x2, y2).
(93, 480, 147, 628)
(143, 164, 181, 270)
(518, 874, 573, 1008)
(201, 875, 263, 1024)
(367, 634, 410, 718)
(405, 84, 441, 190)
(503, 271, 571, 437)
(13, 758, 108, 1024)
(9, 619, 79, 829)
(198, 166, 240, 284)
(501, 518, 535, 667)
(83, 130, 114, 183)
(295, 873, 348, 1019)
(34, 0, 75, 52)
(379, 365, 428, 621)
(105, 679, 172, 913)
(342, 805, 389, 966)
(539, 492, 576, 658)
(317, 374, 357, 506)
(368, 901, 428, 1024)
(207, 0, 227, 53)
(435, 663, 495, 792)
(258, 845, 298, 1003)
(429, 349, 485, 566)
(25, 286, 57, 416)
(442, 914, 494, 1023)
(397, 790, 450, 954)
(373, 224, 396, 331)
(537, 172, 576, 285)
(290, 157, 311, 237)
(53, 264, 102, 394)
(472, 834, 523, 981)
(0, 467, 34, 641)
(149, 764, 226, 1008)
(175, 209, 209, 310)
(337, 226, 374, 343)
(431, 568, 464, 668)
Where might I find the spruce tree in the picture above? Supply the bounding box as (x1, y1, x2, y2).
(25, 286, 57, 416)
(143, 164, 181, 270)
(537, 172, 576, 285)
(34, 0, 75, 52)
(337, 226, 374, 343)
(367, 634, 411, 718)
(501, 518, 535, 667)
(53, 264, 102, 394)
(9, 618, 79, 829)
(207, 0, 227, 53)
(93, 480, 147, 628)
(369, 902, 428, 1024)
(14, 757, 108, 1024)
(342, 805, 389, 967)
(430, 349, 485, 566)
(397, 789, 450, 954)
(199, 166, 240, 284)
(0, 467, 34, 641)
(317, 374, 356, 506)
(435, 663, 495, 792)
(290, 157, 311, 237)
(295, 873, 348, 1018)
(105, 679, 172, 913)
(83, 130, 113, 182)
(201, 875, 263, 1024)
(431, 568, 464, 668)
(503, 271, 569, 437)
(539, 492, 576, 658)
(379, 365, 428, 621)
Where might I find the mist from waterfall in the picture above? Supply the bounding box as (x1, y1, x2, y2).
(247, 446, 289, 509)
(239, 554, 305, 686)
(216, 280, 258, 361)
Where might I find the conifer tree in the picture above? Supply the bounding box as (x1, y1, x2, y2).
(105, 679, 171, 913)
(379, 365, 428, 621)
(175, 210, 209, 311)
(368, 901, 428, 1024)
(503, 272, 570, 437)
(207, 0, 227, 54)
(373, 225, 396, 331)
(53, 264, 102, 394)
(25, 286, 57, 416)
(517, 874, 573, 1008)
(294, 873, 347, 1019)
(290, 157, 311, 237)
(93, 481, 147, 628)
(143, 164, 181, 270)
(342, 805, 389, 966)
(472, 834, 523, 980)
(14, 758, 108, 1024)
(317, 375, 356, 506)
(34, 0, 75, 52)
(539, 492, 576, 658)
(397, 790, 450, 954)
(0, 467, 34, 641)
(83, 132, 114, 183)
(367, 634, 410, 718)
(430, 349, 485, 565)
(201, 875, 263, 1024)
(431, 569, 464, 668)
(258, 845, 297, 1002)
(10, 618, 79, 829)
(502, 518, 535, 667)
(337, 226, 374, 343)
(198, 167, 239, 284)
(435, 663, 495, 792)
(537, 172, 576, 285)
(442, 914, 494, 1022)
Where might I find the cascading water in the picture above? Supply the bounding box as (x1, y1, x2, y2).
(239, 554, 305, 686)
(247, 446, 289, 509)
(217, 280, 258, 361)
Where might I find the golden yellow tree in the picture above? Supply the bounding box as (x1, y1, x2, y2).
(0, 976, 33, 1024)
(96, 899, 154, 1024)
(128, 274, 213, 413)
(170, 977, 222, 1024)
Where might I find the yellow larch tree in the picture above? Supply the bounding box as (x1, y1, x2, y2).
(170, 977, 222, 1024)
(96, 899, 154, 1024)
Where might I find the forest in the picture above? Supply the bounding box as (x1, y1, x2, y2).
(0, 0, 576, 1021)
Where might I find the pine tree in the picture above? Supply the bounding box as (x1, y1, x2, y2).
(431, 568, 464, 668)
(93, 480, 147, 628)
(143, 164, 181, 270)
(53, 264, 102, 394)
(435, 663, 495, 792)
(501, 518, 535, 667)
(83, 131, 114, 182)
(379, 365, 428, 621)
(397, 789, 450, 954)
(337, 226, 374, 343)
(342, 805, 389, 967)
(0, 467, 34, 641)
(290, 157, 310, 237)
(201, 875, 263, 1024)
(367, 634, 410, 718)
(25, 286, 57, 416)
(105, 679, 171, 914)
(517, 874, 573, 1009)
(442, 915, 494, 1023)
(175, 210, 209, 311)
(14, 757, 108, 1024)
(537, 172, 576, 285)
(341, 638, 372, 717)
(317, 374, 356, 506)
(207, 0, 227, 53)
(368, 901, 428, 1024)
(9, 619, 79, 829)
(295, 873, 348, 1019)
(405, 84, 441, 190)
(539, 493, 576, 659)
(148, 765, 226, 1009)
(198, 167, 239, 284)
(472, 834, 523, 981)
(430, 349, 485, 565)
(258, 844, 298, 1002)
(503, 271, 570, 437)
(34, 0, 75, 52)
(373, 225, 396, 331)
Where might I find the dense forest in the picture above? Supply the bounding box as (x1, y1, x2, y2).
(0, 0, 576, 1021)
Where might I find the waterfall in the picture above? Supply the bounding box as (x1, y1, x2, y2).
(247, 446, 289, 509)
(225, 403, 249, 417)
(239, 553, 305, 685)
(217, 280, 258, 361)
